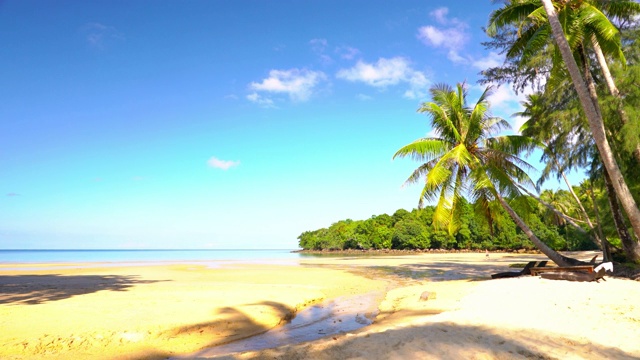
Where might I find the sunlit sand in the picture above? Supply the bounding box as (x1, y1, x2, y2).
(1, 252, 639, 359)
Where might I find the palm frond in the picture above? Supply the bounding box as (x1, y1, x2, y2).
(487, 0, 542, 37)
(393, 138, 449, 162)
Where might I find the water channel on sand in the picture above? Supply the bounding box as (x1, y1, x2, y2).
(173, 291, 384, 358)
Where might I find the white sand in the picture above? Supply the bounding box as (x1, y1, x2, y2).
(215, 252, 640, 360)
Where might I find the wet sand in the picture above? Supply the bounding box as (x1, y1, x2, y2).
(2, 252, 639, 359)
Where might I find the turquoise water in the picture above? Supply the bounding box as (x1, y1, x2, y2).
(0, 249, 302, 264)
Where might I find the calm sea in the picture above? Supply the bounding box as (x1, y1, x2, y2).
(0, 249, 303, 264)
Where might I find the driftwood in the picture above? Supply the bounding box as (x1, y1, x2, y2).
(538, 262, 612, 283)
(491, 261, 548, 279)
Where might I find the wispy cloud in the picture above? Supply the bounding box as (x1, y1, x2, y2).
(430, 7, 450, 24)
(336, 57, 429, 99)
(310, 38, 328, 52)
(6, 192, 20, 197)
(246, 92, 275, 108)
(417, 7, 468, 64)
(336, 46, 360, 60)
(472, 51, 503, 70)
(476, 84, 531, 134)
(207, 157, 240, 170)
(310, 38, 333, 64)
(248, 68, 327, 104)
(81, 22, 124, 49)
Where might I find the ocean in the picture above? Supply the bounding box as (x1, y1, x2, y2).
(0, 249, 303, 264)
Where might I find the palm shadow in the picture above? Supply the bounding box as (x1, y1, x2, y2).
(0, 274, 166, 305)
(164, 301, 295, 353)
(241, 321, 638, 360)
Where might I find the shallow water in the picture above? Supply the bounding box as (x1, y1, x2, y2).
(176, 291, 383, 358)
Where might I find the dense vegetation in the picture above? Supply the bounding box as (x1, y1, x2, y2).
(298, 197, 594, 252)
(301, 1, 640, 265)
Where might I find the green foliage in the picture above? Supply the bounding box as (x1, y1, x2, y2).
(297, 199, 585, 252)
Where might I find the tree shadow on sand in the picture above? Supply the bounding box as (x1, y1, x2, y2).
(163, 300, 638, 360)
(0, 274, 167, 305)
(162, 301, 296, 359)
(307, 261, 514, 283)
(371, 261, 522, 281)
(235, 321, 638, 360)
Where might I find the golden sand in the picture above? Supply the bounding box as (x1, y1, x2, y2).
(2, 252, 639, 360)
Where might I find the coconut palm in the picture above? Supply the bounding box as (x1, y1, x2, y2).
(516, 92, 606, 249)
(488, 0, 640, 161)
(393, 83, 579, 266)
(540, 189, 575, 226)
(487, 0, 640, 258)
(540, 0, 640, 261)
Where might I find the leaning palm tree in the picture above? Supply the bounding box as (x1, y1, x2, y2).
(487, 0, 640, 262)
(488, 0, 640, 163)
(393, 83, 579, 266)
(540, 0, 640, 260)
(516, 92, 606, 250)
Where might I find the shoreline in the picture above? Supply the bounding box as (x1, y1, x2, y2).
(294, 248, 543, 255)
(2, 251, 639, 359)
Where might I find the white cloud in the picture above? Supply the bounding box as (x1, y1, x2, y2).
(426, 128, 442, 138)
(336, 46, 360, 60)
(487, 85, 522, 109)
(417, 7, 469, 64)
(472, 51, 503, 70)
(207, 157, 240, 170)
(336, 57, 429, 99)
(81, 22, 124, 49)
(246, 92, 275, 107)
(480, 84, 534, 134)
(310, 38, 333, 64)
(310, 38, 328, 52)
(430, 7, 449, 24)
(249, 68, 327, 102)
(512, 115, 529, 134)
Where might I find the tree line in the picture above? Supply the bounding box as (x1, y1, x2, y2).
(298, 195, 596, 252)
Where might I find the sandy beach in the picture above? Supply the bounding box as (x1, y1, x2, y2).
(1, 252, 639, 359)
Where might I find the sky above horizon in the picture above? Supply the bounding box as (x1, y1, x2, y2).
(0, 0, 585, 249)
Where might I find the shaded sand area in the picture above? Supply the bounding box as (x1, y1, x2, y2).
(0, 262, 387, 359)
(2, 252, 640, 359)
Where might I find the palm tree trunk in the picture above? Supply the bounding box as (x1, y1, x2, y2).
(588, 181, 611, 262)
(604, 169, 640, 263)
(591, 36, 640, 164)
(554, 157, 603, 248)
(541, 0, 640, 245)
(495, 191, 582, 267)
(583, 44, 640, 262)
(517, 184, 592, 239)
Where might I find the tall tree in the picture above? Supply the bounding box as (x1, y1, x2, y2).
(517, 92, 605, 249)
(393, 83, 580, 266)
(540, 0, 640, 258)
(486, 0, 640, 261)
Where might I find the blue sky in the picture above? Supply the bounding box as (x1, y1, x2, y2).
(0, 0, 583, 249)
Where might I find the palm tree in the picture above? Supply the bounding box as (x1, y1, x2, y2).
(516, 92, 605, 249)
(540, 0, 640, 258)
(540, 189, 574, 226)
(487, 0, 640, 257)
(393, 83, 580, 266)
